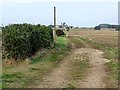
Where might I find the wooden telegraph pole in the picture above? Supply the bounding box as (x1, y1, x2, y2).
(53, 6, 56, 43)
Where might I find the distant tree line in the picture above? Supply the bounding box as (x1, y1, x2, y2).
(94, 26, 101, 30)
(94, 24, 120, 31)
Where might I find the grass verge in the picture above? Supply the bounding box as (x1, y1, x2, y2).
(2, 36, 71, 88)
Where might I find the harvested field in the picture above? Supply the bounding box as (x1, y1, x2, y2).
(69, 29, 118, 47)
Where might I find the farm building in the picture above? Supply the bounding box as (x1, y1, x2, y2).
(100, 28, 116, 31)
(94, 24, 117, 30)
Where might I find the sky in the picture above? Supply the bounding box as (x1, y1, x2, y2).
(0, 0, 119, 27)
(118, 1, 120, 25)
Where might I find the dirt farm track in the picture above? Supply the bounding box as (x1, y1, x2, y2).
(2, 29, 119, 88)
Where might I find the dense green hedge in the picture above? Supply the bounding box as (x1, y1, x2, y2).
(2, 24, 53, 60)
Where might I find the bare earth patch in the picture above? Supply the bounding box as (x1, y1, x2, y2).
(36, 47, 110, 88)
(79, 48, 109, 88)
(35, 49, 74, 88)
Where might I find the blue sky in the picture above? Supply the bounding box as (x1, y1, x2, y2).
(1, 0, 119, 27)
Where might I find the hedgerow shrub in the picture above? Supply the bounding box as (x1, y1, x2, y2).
(2, 24, 53, 60)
